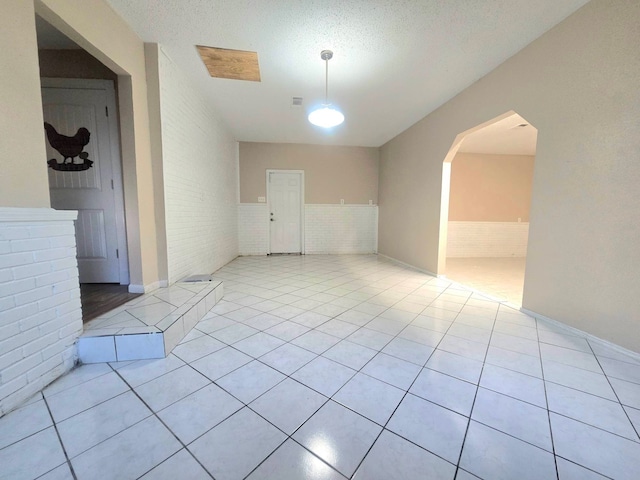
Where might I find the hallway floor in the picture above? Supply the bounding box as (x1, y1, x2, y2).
(444, 257, 526, 306)
(2, 255, 640, 479)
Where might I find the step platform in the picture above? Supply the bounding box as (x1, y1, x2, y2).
(78, 280, 223, 363)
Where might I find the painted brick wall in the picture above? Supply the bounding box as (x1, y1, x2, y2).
(447, 221, 529, 257)
(238, 204, 378, 255)
(0, 208, 82, 416)
(238, 204, 269, 255)
(159, 51, 239, 283)
(305, 205, 378, 254)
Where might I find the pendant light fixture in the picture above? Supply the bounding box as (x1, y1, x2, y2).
(308, 50, 344, 128)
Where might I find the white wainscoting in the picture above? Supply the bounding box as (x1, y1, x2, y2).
(238, 204, 378, 255)
(447, 221, 529, 257)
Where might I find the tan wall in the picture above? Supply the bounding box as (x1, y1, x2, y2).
(33, 0, 163, 289)
(449, 153, 534, 222)
(0, 0, 50, 207)
(239, 142, 379, 204)
(379, 1, 640, 351)
(38, 49, 118, 81)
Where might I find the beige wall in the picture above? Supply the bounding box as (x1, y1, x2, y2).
(449, 153, 534, 222)
(33, 0, 163, 289)
(379, 1, 640, 351)
(239, 142, 379, 204)
(38, 49, 118, 81)
(0, 0, 50, 207)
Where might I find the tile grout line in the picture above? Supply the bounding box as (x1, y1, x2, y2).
(107, 363, 216, 480)
(41, 393, 79, 480)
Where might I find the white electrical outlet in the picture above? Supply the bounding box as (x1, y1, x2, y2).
(340, 199, 345, 205)
(258, 197, 266, 203)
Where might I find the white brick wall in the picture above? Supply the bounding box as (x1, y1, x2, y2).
(305, 205, 378, 254)
(447, 221, 529, 257)
(238, 204, 269, 255)
(0, 208, 82, 416)
(238, 204, 378, 255)
(159, 51, 239, 283)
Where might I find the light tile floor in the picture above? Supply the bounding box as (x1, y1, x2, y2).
(2, 254, 640, 480)
(445, 257, 527, 306)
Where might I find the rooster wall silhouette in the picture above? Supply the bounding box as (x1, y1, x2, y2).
(44, 122, 94, 171)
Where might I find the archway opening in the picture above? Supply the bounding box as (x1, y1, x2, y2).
(439, 112, 537, 306)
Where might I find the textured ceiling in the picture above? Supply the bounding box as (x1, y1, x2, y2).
(106, 0, 589, 147)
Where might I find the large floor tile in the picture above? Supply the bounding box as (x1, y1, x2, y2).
(46, 371, 130, 422)
(115, 354, 185, 388)
(543, 360, 617, 401)
(215, 360, 285, 403)
(0, 399, 52, 450)
(232, 332, 285, 357)
(346, 327, 394, 350)
(245, 439, 346, 480)
(189, 407, 286, 480)
(250, 378, 327, 434)
(264, 321, 310, 341)
(353, 430, 456, 480)
(294, 400, 382, 477)
(134, 365, 210, 412)
(157, 383, 243, 444)
(0, 427, 66, 480)
(57, 391, 151, 458)
(37, 463, 74, 480)
(333, 373, 405, 425)
(437, 335, 487, 362)
(485, 345, 542, 378)
(71, 416, 181, 480)
(471, 388, 552, 451)
(291, 356, 357, 397)
(460, 421, 556, 480)
(555, 457, 609, 480)
(210, 323, 259, 344)
(259, 343, 317, 375)
(171, 335, 226, 363)
(291, 329, 342, 354)
(479, 364, 547, 408)
(315, 319, 360, 338)
(546, 381, 637, 440)
(425, 350, 484, 384)
(550, 412, 640, 479)
(382, 337, 434, 365)
(387, 394, 468, 464)
(191, 346, 252, 381)
(409, 368, 477, 416)
(361, 353, 421, 390)
(42, 363, 112, 397)
(322, 340, 378, 370)
(140, 449, 212, 479)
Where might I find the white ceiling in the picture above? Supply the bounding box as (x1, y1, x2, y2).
(459, 113, 538, 155)
(102, 0, 588, 147)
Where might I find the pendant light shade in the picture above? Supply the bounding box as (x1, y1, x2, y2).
(308, 50, 344, 128)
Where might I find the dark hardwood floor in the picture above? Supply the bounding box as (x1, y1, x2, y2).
(81, 284, 142, 323)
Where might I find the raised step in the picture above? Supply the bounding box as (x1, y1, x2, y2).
(78, 280, 223, 363)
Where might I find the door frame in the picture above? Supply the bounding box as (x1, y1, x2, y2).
(41, 78, 130, 284)
(266, 169, 305, 255)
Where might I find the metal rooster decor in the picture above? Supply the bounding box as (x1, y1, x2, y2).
(44, 122, 94, 171)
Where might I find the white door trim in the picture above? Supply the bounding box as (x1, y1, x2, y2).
(41, 78, 130, 284)
(266, 169, 305, 254)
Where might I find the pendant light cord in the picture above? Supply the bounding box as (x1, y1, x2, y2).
(325, 57, 329, 105)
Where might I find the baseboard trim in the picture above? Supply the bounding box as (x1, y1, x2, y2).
(128, 280, 164, 294)
(520, 307, 640, 362)
(376, 253, 441, 278)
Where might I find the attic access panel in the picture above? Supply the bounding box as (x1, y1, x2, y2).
(196, 46, 261, 82)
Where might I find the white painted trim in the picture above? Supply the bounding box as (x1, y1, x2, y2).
(41, 78, 130, 285)
(128, 280, 163, 294)
(304, 204, 377, 207)
(377, 253, 441, 278)
(521, 308, 640, 362)
(266, 169, 305, 255)
(0, 207, 77, 222)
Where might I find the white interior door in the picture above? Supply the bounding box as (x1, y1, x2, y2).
(268, 171, 303, 253)
(42, 86, 120, 283)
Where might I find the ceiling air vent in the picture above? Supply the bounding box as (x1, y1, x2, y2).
(292, 97, 303, 107)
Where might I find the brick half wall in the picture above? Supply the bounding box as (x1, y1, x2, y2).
(0, 208, 82, 416)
